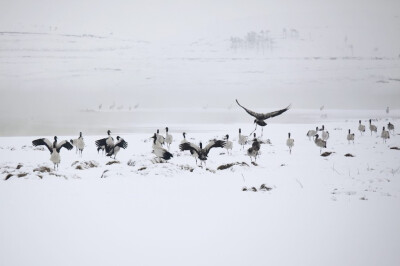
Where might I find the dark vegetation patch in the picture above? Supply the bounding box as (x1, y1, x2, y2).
(390, 147, 400, 150)
(321, 152, 334, 157)
(72, 160, 99, 170)
(5, 173, 13, 180)
(217, 162, 249, 170)
(138, 167, 147, 171)
(33, 166, 52, 173)
(106, 161, 120, 165)
(344, 153, 355, 157)
(17, 173, 28, 177)
(242, 184, 272, 192)
(179, 165, 194, 172)
(260, 184, 272, 191)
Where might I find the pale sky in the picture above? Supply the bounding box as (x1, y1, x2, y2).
(0, 0, 399, 41)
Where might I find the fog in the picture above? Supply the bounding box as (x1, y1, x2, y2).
(0, 0, 400, 135)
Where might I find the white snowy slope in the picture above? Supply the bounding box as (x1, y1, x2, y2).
(1, 116, 400, 266)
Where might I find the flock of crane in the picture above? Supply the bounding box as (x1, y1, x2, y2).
(305, 119, 395, 154)
(30, 99, 396, 170)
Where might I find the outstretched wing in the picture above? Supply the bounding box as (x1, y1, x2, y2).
(32, 138, 53, 153)
(236, 99, 291, 120)
(95, 137, 108, 150)
(56, 140, 73, 152)
(115, 138, 128, 149)
(179, 142, 200, 155)
(204, 140, 226, 155)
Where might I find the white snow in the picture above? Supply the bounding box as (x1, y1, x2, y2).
(1, 113, 399, 266)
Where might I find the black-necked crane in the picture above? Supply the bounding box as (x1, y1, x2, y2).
(347, 129, 355, 144)
(32, 136, 73, 170)
(286, 132, 294, 154)
(314, 134, 326, 154)
(106, 136, 128, 159)
(307, 127, 318, 140)
(369, 119, 377, 135)
(181, 132, 188, 144)
(238, 128, 248, 150)
(388, 122, 395, 135)
(156, 129, 165, 146)
(95, 130, 114, 155)
(224, 134, 233, 155)
(381, 127, 390, 143)
(165, 127, 173, 150)
(247, 135, 261, 163)
(179, 139, 226, 167)
(151, 133, 173, 161)
(236, 99, 291, 137)
(358, 120, 366, 135)
(320, 125, 329, 141)
(70, 132, 85, 156)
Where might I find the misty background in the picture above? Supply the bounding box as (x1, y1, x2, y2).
(0, 0, 399, 135)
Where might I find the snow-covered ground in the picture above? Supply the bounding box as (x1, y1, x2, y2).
(1, 114, 400, 266)
(1, 17, 400, 266)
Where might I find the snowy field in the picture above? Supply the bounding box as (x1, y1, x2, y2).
(1, 4, 400, 264)
(1, 113, 400, 266)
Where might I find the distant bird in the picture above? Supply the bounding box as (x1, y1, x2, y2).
(95, 130, 114, 155)
(151, 133, 173, 161)
(320, 105, 325, 111)
(165, 127, 173, 150)
(381, 127, 390, 143)
(224, 134, 233, 155)
(286, 132, 294, 154)
(386, 106, 390, 114)
(320, 125, 329, 141)
(238, 128, 248, 150)
(156, 129, 165, 146)
(236, 99, 291, 137)
(98, 104, 102, 110)
(70, 132, 85, 156)
(32, 136, 73, 170)
(247, 135, 261, 162)
(388, 122, 395, 135)
(109, 102, 116, 110)
(314, 134, 326, 154)
(181, 132, 188, 144)
(307, 127, 318, 140)
(358, 120, 366, 135)
(369, 119, 377, 135)
(179, 140, 226, 167)
(347, 129, 355, 144)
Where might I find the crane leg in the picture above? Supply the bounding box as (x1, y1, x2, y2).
(249, 124, 258, 137)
